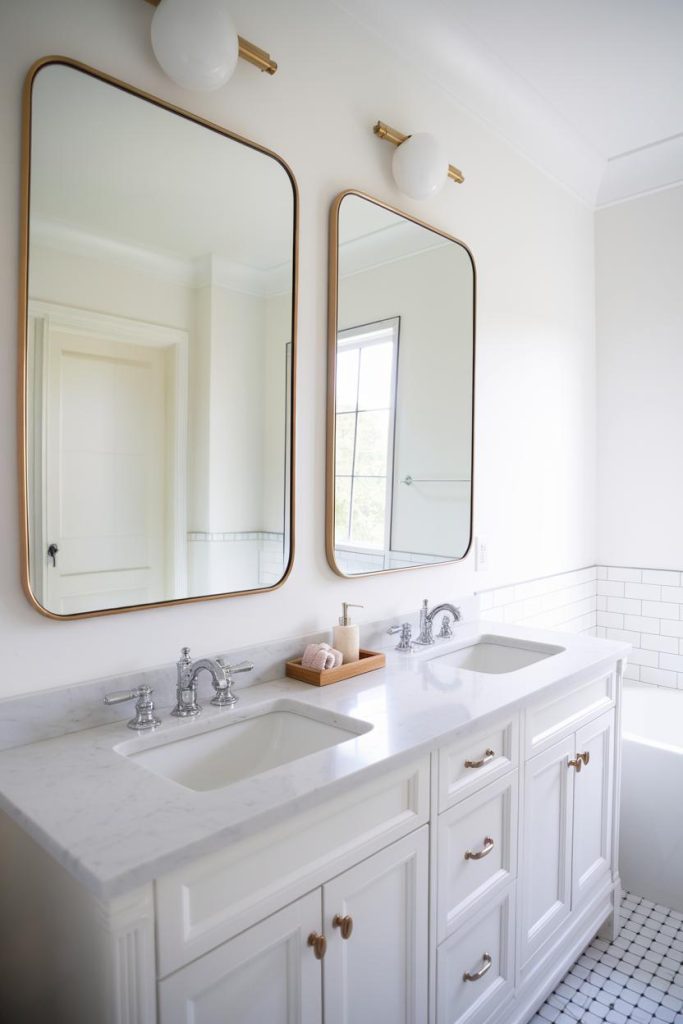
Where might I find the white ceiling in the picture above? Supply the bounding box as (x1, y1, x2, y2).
(335, 0, 683, 207)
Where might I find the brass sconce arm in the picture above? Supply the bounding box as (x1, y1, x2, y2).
(373, 120, 464, 184)
(143, 0, 278, 75)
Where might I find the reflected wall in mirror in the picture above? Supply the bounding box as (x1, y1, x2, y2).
(327, 191, 475, 576)
(20, 60, 297, 618)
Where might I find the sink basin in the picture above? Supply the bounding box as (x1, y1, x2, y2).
(115, 700, 373, 792)
(427, 635, 564, 674)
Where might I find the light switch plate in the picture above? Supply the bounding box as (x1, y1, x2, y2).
(475, 536, 489, 572)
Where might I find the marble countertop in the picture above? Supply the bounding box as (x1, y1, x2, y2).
(0, 621, 628, 900)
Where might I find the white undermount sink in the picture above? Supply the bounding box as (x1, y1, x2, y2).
(115, 699, 373, 792)
(426, 634, 565, 674)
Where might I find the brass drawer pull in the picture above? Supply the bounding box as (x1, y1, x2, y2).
(465, 837, 495, 861)
(332, 914, 354, 940)
(308, 932, 327, 960)
(463, 952, 492, 982)
(464, 748, 495, 769)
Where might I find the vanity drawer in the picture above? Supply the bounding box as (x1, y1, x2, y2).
(437, 772, 518, 942)
(155, 755, 429, 976)
(524, 671, 615, 758)
(436, 883, 515, 1024)
(438, 715, 519, 811)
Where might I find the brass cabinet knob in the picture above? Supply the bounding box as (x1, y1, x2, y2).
(307, 932, 327, 960)
(568, 756, 582, 773)
(332, 914, 354, 940)
(580, 750, 590, 766)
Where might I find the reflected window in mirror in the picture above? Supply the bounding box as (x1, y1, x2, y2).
(20, 60, 297, 618)
(327, 192, 475, 577)
(334, 318, 399, 553)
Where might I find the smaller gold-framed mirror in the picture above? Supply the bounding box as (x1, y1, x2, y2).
(326, 191, 475, 577)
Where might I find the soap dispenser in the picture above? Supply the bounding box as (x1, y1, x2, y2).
(334, 603, 363, 663)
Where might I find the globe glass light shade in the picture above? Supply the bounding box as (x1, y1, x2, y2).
(391, 133, 449, 200)
(151, 0, 239, 91)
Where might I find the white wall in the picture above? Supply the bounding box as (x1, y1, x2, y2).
(596, 184, 683, 569)
(0, 0, 596, 697)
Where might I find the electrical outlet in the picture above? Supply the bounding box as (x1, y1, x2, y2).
(475, 536, 489, 572)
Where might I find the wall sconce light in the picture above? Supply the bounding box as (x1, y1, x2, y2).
(373, 121, 464, 200)
(144, 0, 277, 92)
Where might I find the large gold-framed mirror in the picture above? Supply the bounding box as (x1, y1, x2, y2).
(19, 58, 297, 618)
(326, 191, 475, 577)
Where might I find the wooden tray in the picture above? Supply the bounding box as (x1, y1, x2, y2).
(285, 648, 386, 686)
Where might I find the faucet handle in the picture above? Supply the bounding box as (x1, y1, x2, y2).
(387, 623, 414, 651)
(212, 660, 254, 707)
(104, 686, 160, 731)
(437, 615, 454, 639)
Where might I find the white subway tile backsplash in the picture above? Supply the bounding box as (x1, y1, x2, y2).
(608, 567, 642, 583)
(659, 619, 683, 638)
(624, 582, 662, 600)
(597, 611, 624, 628)
(640, 666, 678, 688)
(606, 627, 641, 644)
(597, 580, 625, 598)
(641, 633, 679, 654)
(623, 614, 661, 633)
(627, 648, 659, 668)
(641, 600, 681, 620)
(642, 569, 681, 586)
(659, 652, 683, 673)
(606, 597, 642, 614)
(481, 563, 683, 689)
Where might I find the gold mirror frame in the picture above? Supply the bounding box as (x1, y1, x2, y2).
(325, 190, 476, 578)
(18, 57, 299, 619)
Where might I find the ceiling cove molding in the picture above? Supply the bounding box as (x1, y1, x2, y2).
(597, 134, 683, 208)
(30, 219, 286, 297)
(333, 0, 606, 207)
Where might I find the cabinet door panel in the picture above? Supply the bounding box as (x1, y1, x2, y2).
(158, 890, 321, 1024)
(323, 827, 429, 1024)
(519, 735, 574, 971)
(572, 711, 615, 906)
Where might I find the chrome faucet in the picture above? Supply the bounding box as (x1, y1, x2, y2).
(416, 599, 462, 646)
(172, 647, 254, 716)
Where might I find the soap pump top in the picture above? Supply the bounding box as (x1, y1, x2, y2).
(339, 602, 363, 625)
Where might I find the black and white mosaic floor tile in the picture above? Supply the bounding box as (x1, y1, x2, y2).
(527, 893, 683, 1024)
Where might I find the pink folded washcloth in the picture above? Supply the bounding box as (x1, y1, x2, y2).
(301, 642, 343, 671)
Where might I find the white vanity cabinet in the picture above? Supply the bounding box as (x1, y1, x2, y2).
(0, 652, 625, 1024)
(158, 828, 429, 1024)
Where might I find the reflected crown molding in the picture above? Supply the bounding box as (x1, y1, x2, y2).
(338, 219, 450, 279)
(30, 218, 290, 297)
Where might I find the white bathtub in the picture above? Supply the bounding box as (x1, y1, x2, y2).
(620, 682, 683, 912)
